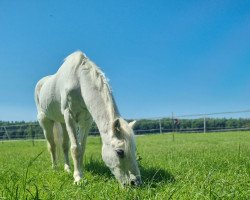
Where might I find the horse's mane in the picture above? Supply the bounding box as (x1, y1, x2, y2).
(64, 51, 120, 119)
(84, 58, 136, 144)
(88, 60, 120, 117)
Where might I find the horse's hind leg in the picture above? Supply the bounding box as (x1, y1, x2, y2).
(38, 113, 56, 168)
(61, 123, 70, 173)
(63, 109, 82, 184)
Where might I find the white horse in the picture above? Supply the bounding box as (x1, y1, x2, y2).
(35, 51, 141, 186)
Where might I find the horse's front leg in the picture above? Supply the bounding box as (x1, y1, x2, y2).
(63, 109, 82, 184)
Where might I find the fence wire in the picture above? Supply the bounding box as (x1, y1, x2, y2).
(1, 109, 250, 140)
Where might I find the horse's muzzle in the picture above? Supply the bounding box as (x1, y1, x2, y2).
(130, 176, 142, 187)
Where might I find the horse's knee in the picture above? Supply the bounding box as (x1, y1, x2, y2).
(71, 144, 82, 158)
(71, 144, 79, 153)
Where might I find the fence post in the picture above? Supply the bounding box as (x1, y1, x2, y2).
(172, 112, 175, 141)
(204, 116, 206, 133)
(159, 119, 162, 134)
(4, 127, 10, 140)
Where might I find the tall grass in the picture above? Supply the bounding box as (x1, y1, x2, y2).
(0, 131, 249, 199)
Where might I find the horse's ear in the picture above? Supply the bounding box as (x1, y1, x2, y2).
(129, 120, 136, 129)
(113, 118, 121, 134)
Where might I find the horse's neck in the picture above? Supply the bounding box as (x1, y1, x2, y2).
(79, 67, 119, 137)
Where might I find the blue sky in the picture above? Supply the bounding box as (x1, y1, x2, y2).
(0, 0, 250, 121)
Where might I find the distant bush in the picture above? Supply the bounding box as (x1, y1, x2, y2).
(0, 117, 250, 139)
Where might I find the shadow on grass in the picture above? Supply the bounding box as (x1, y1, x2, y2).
(84, 158, 175, 187)
(140, 165, 175, 187)
(84, 158, 112, 178)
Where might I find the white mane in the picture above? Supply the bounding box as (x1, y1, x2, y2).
(75, 52, 120, 120)
(85, 60, 113, 102)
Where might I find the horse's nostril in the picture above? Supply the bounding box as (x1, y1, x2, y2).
(131, 180, 135, 186)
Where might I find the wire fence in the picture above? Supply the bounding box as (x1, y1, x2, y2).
(173, 109, 250, 134)
(1, 109, 250, 141)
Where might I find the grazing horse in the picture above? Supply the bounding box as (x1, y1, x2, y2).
(35, 51, 141, 186)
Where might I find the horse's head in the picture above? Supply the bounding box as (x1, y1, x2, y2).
(102, 118, 142, 187)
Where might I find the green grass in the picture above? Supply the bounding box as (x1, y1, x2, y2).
(0, 132, 249, 199)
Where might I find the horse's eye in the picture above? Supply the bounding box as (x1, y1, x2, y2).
(116, 149, 125, 158)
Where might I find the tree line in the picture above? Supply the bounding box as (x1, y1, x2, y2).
(0, 117, 250, 139)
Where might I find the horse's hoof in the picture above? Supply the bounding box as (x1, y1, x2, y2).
(74, 175, 82, 185)
(64, 165, 71, 173)
(74, 180, 81, 185)
(74, 178, 87, 186)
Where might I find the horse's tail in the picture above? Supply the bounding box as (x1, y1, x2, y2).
(34, 75, 52, 109)
(53, 122, 63, 161)
(34, 81, 42, 108)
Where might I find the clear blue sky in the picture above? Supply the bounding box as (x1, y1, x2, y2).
(0, 0, 250, 121)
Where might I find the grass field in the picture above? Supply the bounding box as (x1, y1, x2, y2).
(0, 131, 249, 199)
